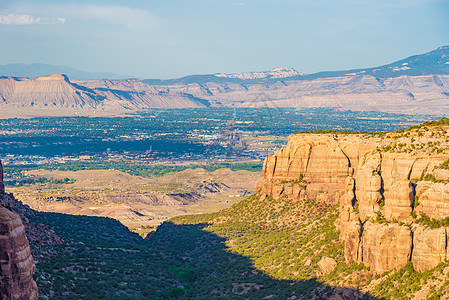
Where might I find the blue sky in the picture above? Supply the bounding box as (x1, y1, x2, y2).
(0, 0, 448, 78)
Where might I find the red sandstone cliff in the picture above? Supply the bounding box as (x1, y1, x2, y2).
(0, 161, 4, 194)
(257, 123, 449, 272)
(0, 160, 38, 299)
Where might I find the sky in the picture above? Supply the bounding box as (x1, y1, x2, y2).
(0, 0, 448, 79)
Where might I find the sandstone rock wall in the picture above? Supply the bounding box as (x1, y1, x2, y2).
(359, 222, 413, 273)
(0, 160, 4, 194)
(0, 160, 38, 299)
(412, 226, 447, 272)
(0, 205, 38, 299)
(258, 131, 449, 272)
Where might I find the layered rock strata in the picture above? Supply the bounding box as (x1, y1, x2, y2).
(0, 161, 38, 299)
(257, 125, 449, 272)
(0, 160, 4, 194)
(0, 206, 38, 299)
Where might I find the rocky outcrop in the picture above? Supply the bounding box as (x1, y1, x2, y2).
(0, 160, 4, 194)
(343, 220, 362, 262)
(318, 257, 338, 274)
(257, 135, 353, 205)
(343, 221, 413, 272)
(415, 182, 449, 220)
(359, 222, 412, 272)
(411, 226, 447, 272)
(0, 74, 101, 108)
(0, 205, 38, 299)
(0, 160, 38, 299)
(257, 127, 449, 272)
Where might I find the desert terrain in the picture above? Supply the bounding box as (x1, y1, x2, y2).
(9, 167, 261, 229)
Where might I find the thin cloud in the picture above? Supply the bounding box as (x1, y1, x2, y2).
(0, 5, 155, 29)
(79, 5, 155, 29)
(0, 14, 65, 25)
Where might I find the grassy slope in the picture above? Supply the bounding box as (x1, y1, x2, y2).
(23, 185, 449, 299)
(28, 193, 368, 299)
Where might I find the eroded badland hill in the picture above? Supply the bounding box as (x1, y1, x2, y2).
(10, 167, 260, 228)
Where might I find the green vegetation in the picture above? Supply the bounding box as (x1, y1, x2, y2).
(280, 175, 310, 187)
(29, 206, 347, 299)
(436, 158, 449, 170)
(172, 195, 343, 281)
(410, 212, 449, 229)
(27, 190, 378, 299)
(407, 117, 449, 130)
(11, 112, 449, 299)
(27, 183, 449, 299)
(4, 177, 75, 187)
(369, 261, 449, 300)
(0, 108, 431, 160)
(424, 173, 439, 182)
(4, 161, 262, 180)
(421, 173, 449, 184)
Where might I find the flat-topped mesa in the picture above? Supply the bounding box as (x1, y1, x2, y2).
(258, 120, 449, 272)
(34, 73, 70, 81)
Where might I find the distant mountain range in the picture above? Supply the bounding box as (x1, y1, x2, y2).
(0, 63, 128, 80)
(143, 46, 449, 85)
(0, 46, 448, 118)
(2, 46, 449, 82)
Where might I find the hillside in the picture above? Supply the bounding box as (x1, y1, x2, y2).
(0, 159, 369, 299)
(169, 118, 449, 299)
(0, 74, 102, 108)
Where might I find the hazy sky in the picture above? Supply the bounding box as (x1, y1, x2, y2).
(0, 0, 448, 78)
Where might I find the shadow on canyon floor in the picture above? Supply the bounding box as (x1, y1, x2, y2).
(28, 211, 379, 299)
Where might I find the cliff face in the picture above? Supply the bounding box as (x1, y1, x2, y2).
(0, 161, 4, 194)
(0, 161, 38, 299)
(257, 123, 449, 272)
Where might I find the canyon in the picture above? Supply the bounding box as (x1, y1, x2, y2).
(257, 119, 449, 272)
(4, 119, 449, 298)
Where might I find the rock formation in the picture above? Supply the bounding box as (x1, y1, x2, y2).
(359, 222, 412, 272)
(412, 226, 447, 272)
(0, 206, 38, 300)
(317, 257, 338, 274)
(0, 74, 211, 118)
(0, 160, 4, 194)
(0, 160, 38, 299)
(257, 121, 449, 272)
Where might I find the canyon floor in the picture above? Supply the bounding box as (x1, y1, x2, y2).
(9, 167, 260, 232)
